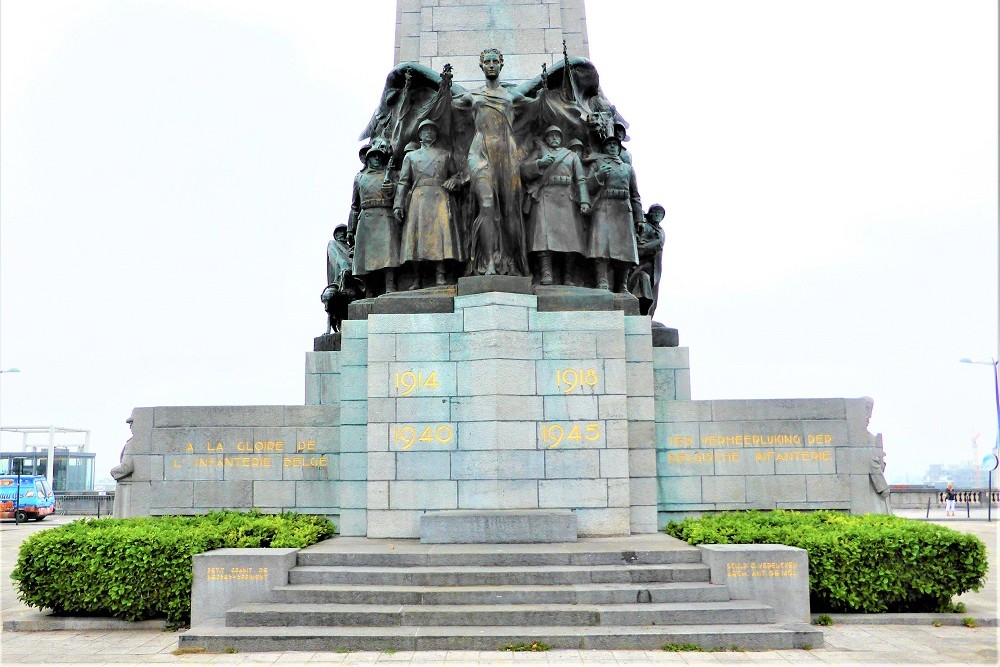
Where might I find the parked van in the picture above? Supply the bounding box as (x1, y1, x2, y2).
(0, 475, 56, 522)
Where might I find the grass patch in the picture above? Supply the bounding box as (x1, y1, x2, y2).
(813, 614, 834, 626)
(662, 643, 703, 651)
(500, 642, 551, 652)
(962, 617, 978, 628)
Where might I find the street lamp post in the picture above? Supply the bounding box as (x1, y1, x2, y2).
(960, 357, 1000, 522)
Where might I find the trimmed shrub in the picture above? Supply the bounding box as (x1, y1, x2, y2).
(11, 510, 335, 627)
(665, 510, 987, 613)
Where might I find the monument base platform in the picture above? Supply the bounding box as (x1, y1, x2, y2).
(180, 534, 822, 652)
(420, 509, 577, 544)
(346, 277, 649, 318)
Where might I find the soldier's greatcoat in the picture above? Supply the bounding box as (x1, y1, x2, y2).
(628, 221, 665, 316)
(394, 145, 466, 264)
(586, 156, 641, 264)
(520, 147, 590, 255)
(349, 168, 399, 275)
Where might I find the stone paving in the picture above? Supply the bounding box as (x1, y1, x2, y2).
(2, 514, 997, 665)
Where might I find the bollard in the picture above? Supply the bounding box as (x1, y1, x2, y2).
(926, 496, 931, 519)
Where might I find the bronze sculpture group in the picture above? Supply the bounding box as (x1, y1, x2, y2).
(322, 46, 665, 331)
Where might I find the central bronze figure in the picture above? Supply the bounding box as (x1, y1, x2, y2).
(452, 49, 533, 276)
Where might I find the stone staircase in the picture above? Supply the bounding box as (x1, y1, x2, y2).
(179, 536, 822, 652)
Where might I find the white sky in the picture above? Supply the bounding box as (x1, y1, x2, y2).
(1, 0, 997, 485)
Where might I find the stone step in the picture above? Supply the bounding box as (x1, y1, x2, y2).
(178, 623, 823, 652)
(296, 548, 702, 567)
(226, 600, 775, 627)
(295, 535, 704, 568)
(271, 581, 732, 605)
(288, 563, 710, 586)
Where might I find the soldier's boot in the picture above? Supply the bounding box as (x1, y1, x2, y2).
(615, 264, 629, 293)
(385, 269, 397, 294)
(538, 252, 554, 286)
(563, 254, 579, 286)
(435, 262, 447, 286)
(595, 259, 610, 291)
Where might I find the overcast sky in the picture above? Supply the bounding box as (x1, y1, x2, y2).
(1, 0, 997, 485)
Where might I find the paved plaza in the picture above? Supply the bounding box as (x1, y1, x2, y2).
(2, 512, 997, 665)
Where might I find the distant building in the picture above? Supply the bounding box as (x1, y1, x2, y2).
(923, 461, 982, 488)
(0, 427, 95, 492)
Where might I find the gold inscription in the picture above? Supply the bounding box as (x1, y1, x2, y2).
(664, 434, 834, 449)
(727, 561, 798, 578)
(206, 566, 269, 582)
(393, 424, 454, 450)
(540, 422, 601, 448)
(555, 368, 599, 394)
(170, 437, 327, 470)
(667, 450, 831, 464)
(755, 450, 832, 462)
(394, 370, 440, 396)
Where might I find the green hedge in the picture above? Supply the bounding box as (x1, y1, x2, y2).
(664, 510, 987, 613)
(11, 510, 335, 627)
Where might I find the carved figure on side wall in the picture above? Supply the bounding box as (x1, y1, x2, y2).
(394, 119, 467, 288)
(322, 224, 364, 333)
(520, 125, 590, 285)
(629, 203, 665, 316)
(586, 135, 641, 291)
(348, 140, 400, 295)
(110, 423, 135, 481)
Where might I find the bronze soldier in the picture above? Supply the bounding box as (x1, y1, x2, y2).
(628, 204, 665, 317)
(322, 225, 364, 333)
(393, 119, 466, 288)
(348, 140, 400, 295)
(520, 125, 591, 285)
(613, 122, 633, 166)
(586, 135, 641, 291)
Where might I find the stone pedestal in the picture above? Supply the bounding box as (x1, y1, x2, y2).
(191, 548, 298, 626)
(698, 544, 811, 623)
(331, 287, 657, 538)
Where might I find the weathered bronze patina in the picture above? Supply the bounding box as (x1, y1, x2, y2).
(521, 125, 590, 286)
(587, 135, 641, 292)
(322, 43, 670, 327)
(394, 119, 466, 288)
(629, 204, 665, 317)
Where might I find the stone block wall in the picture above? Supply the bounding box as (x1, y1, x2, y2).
(112, 405, 340, 519)
(654, 390, 890, 523)
(331, 291, 655, 538)
(395, 0, 590, 89)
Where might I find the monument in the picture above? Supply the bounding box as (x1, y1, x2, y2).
(104, 0, 898, 651)
(113, 0, 891, 537)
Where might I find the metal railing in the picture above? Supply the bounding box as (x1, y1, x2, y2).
(55, 491, 114, 517)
